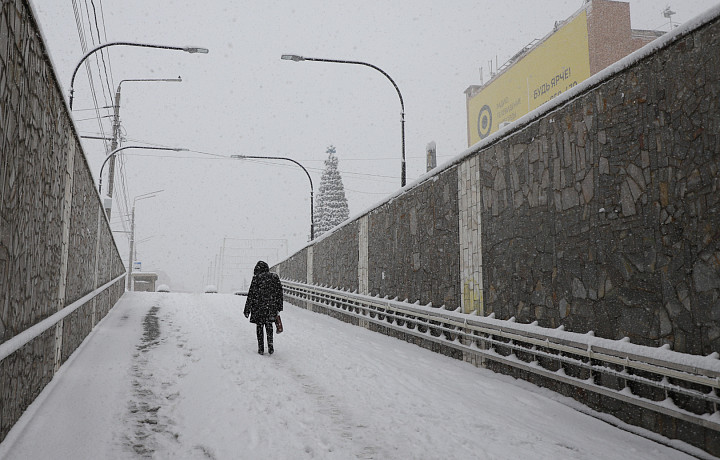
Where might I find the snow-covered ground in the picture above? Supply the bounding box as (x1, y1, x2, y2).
(0, 293, 702, 459)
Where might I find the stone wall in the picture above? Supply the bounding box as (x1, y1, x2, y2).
(313, 221, 359, 291)
(275, 248, 307, 282)
(0, 0, 126, 442)
(367, 168, 460, 308)
(276, 165, 460, 312)
(479, 17, 720, 355)
(274, 9, 720, 356)
(270, 9, 720, 454)
(66, 148, 100, 304)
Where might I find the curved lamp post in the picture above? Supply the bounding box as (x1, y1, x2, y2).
(105, 77, 183, 218)
(69, 41, 208, 110)
(281, 54, 406, 187)
(128, 190, 164, 290)
(98, 145, 186, 194)
(231, 154, 315, 240)
(111, 77, 183, 157)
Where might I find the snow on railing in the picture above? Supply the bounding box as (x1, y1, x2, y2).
(0, 273, 126, 362)
(282, 279, 720, 431)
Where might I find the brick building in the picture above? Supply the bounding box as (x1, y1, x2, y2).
(466, 0, 664, 145)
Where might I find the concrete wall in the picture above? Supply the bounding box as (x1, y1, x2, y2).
(275, 8, 720, 357)
(0, 0, 126, 442)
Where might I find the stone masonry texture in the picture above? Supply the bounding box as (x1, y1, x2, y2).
(274, 7, 720, 366)
(276, 166, 460, 312)
(479, 18, 720, 356)
(0, 0, 126, 442)
(312, 221, 359, 292)
(367, 168, 460, 309)
(275, 247, 307, 282)
(272, 10, 720, 454)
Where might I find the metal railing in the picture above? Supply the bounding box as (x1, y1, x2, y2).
(0, 273, 126, 362)
(282, 279, 720, 431)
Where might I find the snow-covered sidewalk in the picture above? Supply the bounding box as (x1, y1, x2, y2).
(0, 292, 699, 459)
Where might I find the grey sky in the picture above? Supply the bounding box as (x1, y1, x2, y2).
(30, 0, 719, 291)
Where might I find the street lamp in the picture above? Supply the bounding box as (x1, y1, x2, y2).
(230, 154, 315, 240)
(98, 145, 187, 195)
(128, 190, 163, 290)
(69, 41, 209, 110)
(281, 54, 406, 187)
(105, 77, 183, 215)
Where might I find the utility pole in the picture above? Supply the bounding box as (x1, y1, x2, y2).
(107, 89, 121, 221)
(105, 78, 181, 220)
(127, 205, 135, 290)
(128, 190, 163, 290)
(219, 238, 226, 292)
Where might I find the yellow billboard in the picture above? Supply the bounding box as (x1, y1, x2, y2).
(467, 11, 591, 146)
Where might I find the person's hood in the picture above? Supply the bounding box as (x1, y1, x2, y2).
(254, 260, 269, 275)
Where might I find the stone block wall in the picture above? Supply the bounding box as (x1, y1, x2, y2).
(367, 168, 460, 308)
(0, 0, 126, 442)
(479, 16, 720, 355)
(271, 8, 720, 454)
(66, 148, 100, 304)
(275, 248, 307, 282)
(276, 166, 460, 312)
(312, 221, 359, 291)
(274, 9, 720, 357)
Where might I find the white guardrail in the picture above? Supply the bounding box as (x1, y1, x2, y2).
(282, 279, 720, 431)
(0, 273, 126, 362)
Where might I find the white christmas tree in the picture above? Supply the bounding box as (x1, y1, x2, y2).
(314, 145, 349, 237)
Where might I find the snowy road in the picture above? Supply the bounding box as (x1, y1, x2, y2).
(0, 292, 699, 459)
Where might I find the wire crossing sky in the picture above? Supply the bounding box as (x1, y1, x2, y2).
(31, 0, 720, 291)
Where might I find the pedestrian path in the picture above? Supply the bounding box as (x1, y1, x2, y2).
(0, 292, 699, 459)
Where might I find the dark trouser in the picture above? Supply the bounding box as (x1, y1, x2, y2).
(256, 322, 273, 352)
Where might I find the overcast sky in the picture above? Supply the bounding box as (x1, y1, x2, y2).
(30, 0, 719, 292)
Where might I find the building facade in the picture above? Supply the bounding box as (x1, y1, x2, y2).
(466, 0, 663, 146)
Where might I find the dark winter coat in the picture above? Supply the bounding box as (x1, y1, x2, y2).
(243, 261, 283, 324)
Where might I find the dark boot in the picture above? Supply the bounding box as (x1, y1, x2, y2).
(256, 323, 265, 354)
(266, 322, 274, 354)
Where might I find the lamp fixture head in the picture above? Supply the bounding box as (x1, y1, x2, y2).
(185, 46, 209, 54)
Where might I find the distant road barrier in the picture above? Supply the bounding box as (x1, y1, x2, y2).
(282, 279, 720, 435)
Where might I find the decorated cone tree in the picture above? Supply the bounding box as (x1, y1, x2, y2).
(314, 145, 349, 237)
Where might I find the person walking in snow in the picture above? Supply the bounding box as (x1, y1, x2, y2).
(243, 260, 283, 355)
